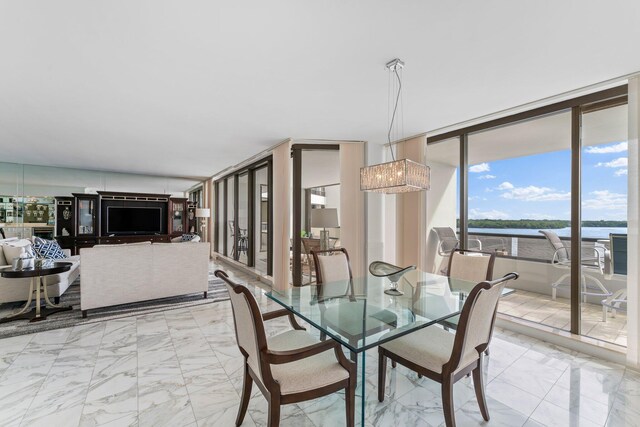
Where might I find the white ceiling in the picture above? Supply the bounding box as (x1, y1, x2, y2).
(1, 0, 639, 180)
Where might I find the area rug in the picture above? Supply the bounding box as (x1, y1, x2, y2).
(0, 272, 229, 339)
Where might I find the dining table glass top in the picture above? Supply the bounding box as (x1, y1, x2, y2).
(266, 269, 512, 353)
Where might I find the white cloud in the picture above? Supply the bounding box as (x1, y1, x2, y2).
(478, 174, 496, 180)
(469, 163, 490, 173)
(585, 142, 627, 154)
(500, 185, 570, 202)
(596, 157, 628, 168)
(615, 169, 628, 176)
(469, 209, 509, 220)
(497, 182, 514, 190)
(582, 190, 626, 211)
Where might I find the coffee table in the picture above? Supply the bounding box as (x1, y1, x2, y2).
(0, 262, 73, 323)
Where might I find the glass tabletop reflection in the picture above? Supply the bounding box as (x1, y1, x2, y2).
(266, 270, 500, 353)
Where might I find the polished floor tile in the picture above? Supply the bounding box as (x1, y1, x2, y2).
(0, 260, 637, 427)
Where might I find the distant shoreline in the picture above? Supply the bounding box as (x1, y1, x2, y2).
(461, 219, 627, 229)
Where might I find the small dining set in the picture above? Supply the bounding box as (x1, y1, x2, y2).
(215, 248, 518, 427)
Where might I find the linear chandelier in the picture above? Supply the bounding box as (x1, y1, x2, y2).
(360, 59, 430, 193)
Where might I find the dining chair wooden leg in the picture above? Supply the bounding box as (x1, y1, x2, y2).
(267, 394, 281, 427)
(346, 378, 356, 427)
(236, 363, 253, 426)
(442, 375, 456, 427)
(472, 365, 490, 421)
(378, 348, 387, 402)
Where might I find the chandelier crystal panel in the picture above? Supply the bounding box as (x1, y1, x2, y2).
(360, 159, 430, 193)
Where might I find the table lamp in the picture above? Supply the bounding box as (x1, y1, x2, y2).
(311, 208, 338, 250)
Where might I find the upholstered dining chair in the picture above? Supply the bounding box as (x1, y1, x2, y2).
(215, 270, 356, 427)
(378, 272, 519, 427)
(445, 249, 496, 355)
(311, 248, 398, 361)
(448, 249, 496, 282)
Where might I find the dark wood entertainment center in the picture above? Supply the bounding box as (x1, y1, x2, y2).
(54, 191, 197, 255)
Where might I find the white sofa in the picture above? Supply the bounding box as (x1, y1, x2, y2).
(80, 242, 210, 317)
(0, 238, 80, 304)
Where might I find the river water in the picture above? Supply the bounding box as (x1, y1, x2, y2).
(468, 227, 627, 239)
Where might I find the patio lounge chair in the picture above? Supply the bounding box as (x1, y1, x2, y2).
(539, 230, 612, 302)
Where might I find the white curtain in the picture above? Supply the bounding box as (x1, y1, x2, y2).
(628, 76, 639, 368)
(394, 135, 428, 271)
(272, 140, 292, 291)
(339, 142, 366, 277)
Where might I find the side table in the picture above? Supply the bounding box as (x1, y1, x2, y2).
(0, 262, 73, 323)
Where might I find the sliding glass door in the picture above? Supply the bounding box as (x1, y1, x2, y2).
(426, 86, 630, 347)
(213, 158, 273, 275)
(580, 101, 629, 346)
(467, 111, 573, 331)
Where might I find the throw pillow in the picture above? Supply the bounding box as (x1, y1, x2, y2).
(32, 239, 67, 260)
(181, 234, 197, 242)
(2, 244, 35, 263)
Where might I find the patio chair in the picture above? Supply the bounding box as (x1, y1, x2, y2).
(215, 269, 356, 427)
(433, 227, 482, 274)
(539, 230, 612, 302)
(378, 272, 519, 427)
(601, 233, 628, 322)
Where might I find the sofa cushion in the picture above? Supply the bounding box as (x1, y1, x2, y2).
(32, 239, 67, 260)
(2, 240, 36, 263)
(181, 233, 198, 242)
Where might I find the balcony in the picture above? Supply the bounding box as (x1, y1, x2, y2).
(468, 231, 627, 347)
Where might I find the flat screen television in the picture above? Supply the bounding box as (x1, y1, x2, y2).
(106, 206, 163, 235)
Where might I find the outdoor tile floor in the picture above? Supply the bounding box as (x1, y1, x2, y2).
(0, 261, 638, 426)
(500, 290, 628, 347)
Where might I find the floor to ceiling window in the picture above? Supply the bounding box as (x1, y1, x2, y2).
(580, 101, 629, 346)
(467, 111, 574, 332)
(426, 86, 630, 348)
(213, 157, 272, 275)
(253, 166, 269, 275)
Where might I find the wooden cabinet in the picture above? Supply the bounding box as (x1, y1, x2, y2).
(54, 197, 75, 238)
(187, 201, 197, 234)
(168, 198, 187, 236)
(73, 194, 99, 237)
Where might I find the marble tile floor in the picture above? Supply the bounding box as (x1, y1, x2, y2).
(499, 290, 628, 347)
(0, 262, 639, 427)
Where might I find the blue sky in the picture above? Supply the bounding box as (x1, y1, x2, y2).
(466, 141, 628, 221)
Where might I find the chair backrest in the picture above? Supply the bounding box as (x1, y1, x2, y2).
(311, 248, 352, 284)
(302, 238, 322, 256)
(446, 272, 518, 373)
(447, 249, 496, 282)
(214, 269, 269, 384)
(610, 233, 627, 275)
(433, 227, 459, 254)
(539, 230, 569, 262)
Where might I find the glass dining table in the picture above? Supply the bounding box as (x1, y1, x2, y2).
(266, 269, 514, 425)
